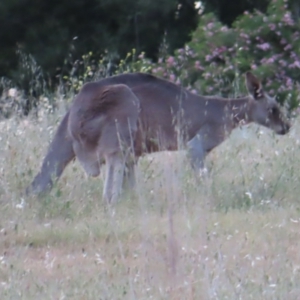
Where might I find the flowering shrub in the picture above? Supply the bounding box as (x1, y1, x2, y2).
(146, 0, 300, 111)
(232, 0, 300, 109)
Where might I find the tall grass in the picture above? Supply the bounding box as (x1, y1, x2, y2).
(0, 97, 300, 299)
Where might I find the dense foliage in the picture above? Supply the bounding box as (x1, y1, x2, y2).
(145, 0, 300, 111)
(201, 0, 270, 25)
(1, 0, 300, 115)
(0, 0, 199, 83)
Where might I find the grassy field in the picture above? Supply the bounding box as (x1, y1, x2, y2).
(1, 106, 300, 299)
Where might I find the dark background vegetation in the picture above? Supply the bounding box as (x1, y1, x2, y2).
(0, 0, 281, 81)
(1, 0, 200, 82)
(0, 0, 299, 114)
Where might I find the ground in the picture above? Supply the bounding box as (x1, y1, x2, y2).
(0, 108, 300, 299)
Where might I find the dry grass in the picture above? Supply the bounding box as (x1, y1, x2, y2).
(1, 107, 300, 299)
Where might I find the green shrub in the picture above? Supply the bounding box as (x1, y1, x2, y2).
(2, 0, 299, 116)
(146, 0, 300, 111)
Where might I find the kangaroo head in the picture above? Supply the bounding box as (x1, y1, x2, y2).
(246, 71, 290, 135)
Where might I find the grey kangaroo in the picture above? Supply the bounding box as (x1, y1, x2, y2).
(26, 71, 290, 202)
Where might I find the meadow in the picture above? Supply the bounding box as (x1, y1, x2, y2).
(1, 103, 300, 299)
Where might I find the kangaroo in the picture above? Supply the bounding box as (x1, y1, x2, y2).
(26, 71, 290, 202)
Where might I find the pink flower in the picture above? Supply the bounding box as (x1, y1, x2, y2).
(279, 60, 287, 67)
(207, 22, 214, 30)
(280, 38, 287, 45)
(283, 12, 294, 26)
(257, 43, 270, 51)
(194, 60, 203, 70)
(265, 57, 275, 64)
(169, 74, 176, 82)
(289, 61, 300, 69)
(166, 56, 175, 66)
(203, 72, 211, 79)
(290, 52, 298, 59)
(205, 55, 212, 62)
(284, 44, 292, 51)
(240, 32, 249, 39)
(269, 23, 276, 31)
(286, 78, 293, 87)
(138, 53, 145, 59)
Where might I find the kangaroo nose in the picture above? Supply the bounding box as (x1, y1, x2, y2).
(280, 123, 290, 135)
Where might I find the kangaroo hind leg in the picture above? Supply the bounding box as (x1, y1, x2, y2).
(123, 160, 137, 191)
(99, 84, 140, 202)
(103, 153, 126, 203)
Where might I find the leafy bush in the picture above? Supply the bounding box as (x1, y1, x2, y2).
(1, 0, 299, 116)
(147, 0, 300, 111)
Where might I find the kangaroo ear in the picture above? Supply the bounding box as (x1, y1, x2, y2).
(245, 71, 264, 100)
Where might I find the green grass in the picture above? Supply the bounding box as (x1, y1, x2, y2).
(0, 109, 300, 299)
